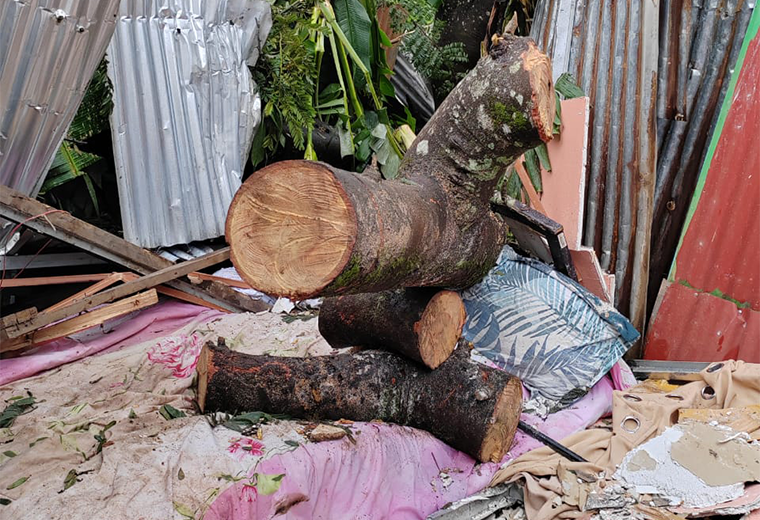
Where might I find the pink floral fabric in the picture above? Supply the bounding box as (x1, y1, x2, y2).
(147, 332, 207, 378)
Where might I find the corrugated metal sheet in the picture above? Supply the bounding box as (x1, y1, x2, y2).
(649, 0, 754, 314)
(107, 0, 271, 248)
(531, 0, 659, 335)
(0, 0, 119, 229)
(645, 10, 760, 362)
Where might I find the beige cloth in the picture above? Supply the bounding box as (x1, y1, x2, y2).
(490, 361, 760, 520)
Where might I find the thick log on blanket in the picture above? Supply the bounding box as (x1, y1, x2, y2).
(226, 35, 554, 299)
(197, 339, 522, 462)
(318, 289, 466, 369)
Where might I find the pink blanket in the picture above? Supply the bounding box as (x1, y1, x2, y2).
(0, 300, 224, 385)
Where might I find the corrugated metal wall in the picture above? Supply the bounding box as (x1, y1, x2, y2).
(107, 0, 271, 248)
(531, 0, 659, 336)
(645, 11, 760, 362)
(649, 0, 754, 314)
(0, 0, 119, 237)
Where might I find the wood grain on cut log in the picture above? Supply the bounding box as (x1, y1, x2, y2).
(319, 289, 466, 369)
(198, 340, 522, 462)
(226, 35, 554, 300)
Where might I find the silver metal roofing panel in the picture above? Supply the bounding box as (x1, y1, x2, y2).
(0, 0, 119, 236)
(107, 0, 271, 248)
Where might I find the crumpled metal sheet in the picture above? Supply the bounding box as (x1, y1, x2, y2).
(107, 0, 272, 248)
(0, 0, 120, 232)
(532, 0, 659, 338)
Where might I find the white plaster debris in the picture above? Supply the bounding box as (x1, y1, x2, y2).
(614, 425, 745, 508)
(417, 139, 429, 156)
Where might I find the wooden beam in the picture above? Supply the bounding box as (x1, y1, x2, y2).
(0, 184, 260, 312)
(0, 273, 115, 288)
(120, 273, 231, 313)
(187, 272, 252, 289)
(1, 290, 159, 353)
(45, 273, 126, 313)
(2, 248, 230, 339)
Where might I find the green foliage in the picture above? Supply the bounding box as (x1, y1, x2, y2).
(253, 0, 404, 177)
(383, 0, 467, 99)
(40, 59, 113, 212)
(0, 394, 36, 429)
(253, 0, 320, 155)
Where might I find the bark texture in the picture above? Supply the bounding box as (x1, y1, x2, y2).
(226, 35, 554, 299)
(198, 339, 522, 462)
(319, 288, 466, 369)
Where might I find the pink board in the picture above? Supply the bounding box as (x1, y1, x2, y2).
(539, 97, 590, 250)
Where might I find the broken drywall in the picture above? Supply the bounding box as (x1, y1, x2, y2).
(671, 421, 760, 487)
(614, 425, 746, 508)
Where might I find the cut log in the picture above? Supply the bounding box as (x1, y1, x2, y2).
(318, 289, 466, 369)
(197, 339, 522, 462)
(226, 35, 555, 300)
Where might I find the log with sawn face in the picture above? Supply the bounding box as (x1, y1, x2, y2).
(197, 340, 522, 463)
(226, 35, 555, 299)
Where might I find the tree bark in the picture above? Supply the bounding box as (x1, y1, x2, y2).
(198, 339, 522, 462)
(318, 289, 466, 369)
(226, 35, 554, 300)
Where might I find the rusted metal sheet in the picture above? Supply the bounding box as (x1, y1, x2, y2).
(530, 0, 658, 338)
(649, 0, 754, 317)
(645, 10, 760, 362)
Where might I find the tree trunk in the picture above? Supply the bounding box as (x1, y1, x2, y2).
(198, 339, 522, 462)
(226, 35, 554, 300)
(318, 289, 466, 369)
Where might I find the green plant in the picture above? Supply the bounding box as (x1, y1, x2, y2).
(39, 59, 113, 214)
(379, 0, 468, 100)
(252, 0, 419, 178)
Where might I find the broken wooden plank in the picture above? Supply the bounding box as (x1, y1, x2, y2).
(187, 272, 252, 289)
(44, 273, 126, 313)
(120, 273, 230, 313)
(0, 184, 261, 312)
(1, 290, 159, 353)
(0, 273, 114, 288)
(2, 248, 230, 339)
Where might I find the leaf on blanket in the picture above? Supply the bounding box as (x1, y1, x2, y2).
(255, 473, 285, 496)
(0, 498, 11, 505)
(29, 437, 49, 448)
(284, 440, 301, 448)
(68, 403, 89, 416)
(159, 405, 187, 421)
(178, 468, 185, 481)
(0, 394, 36, 428)
(128, 409, 137, 419)
(222, 411, 288, 433)
(216, 473, 247, 483)
(6, 476, 29, 490)
(3, 451, 16, 458)
(62, 469, 78, 491)
(173, 501, 195, 520)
